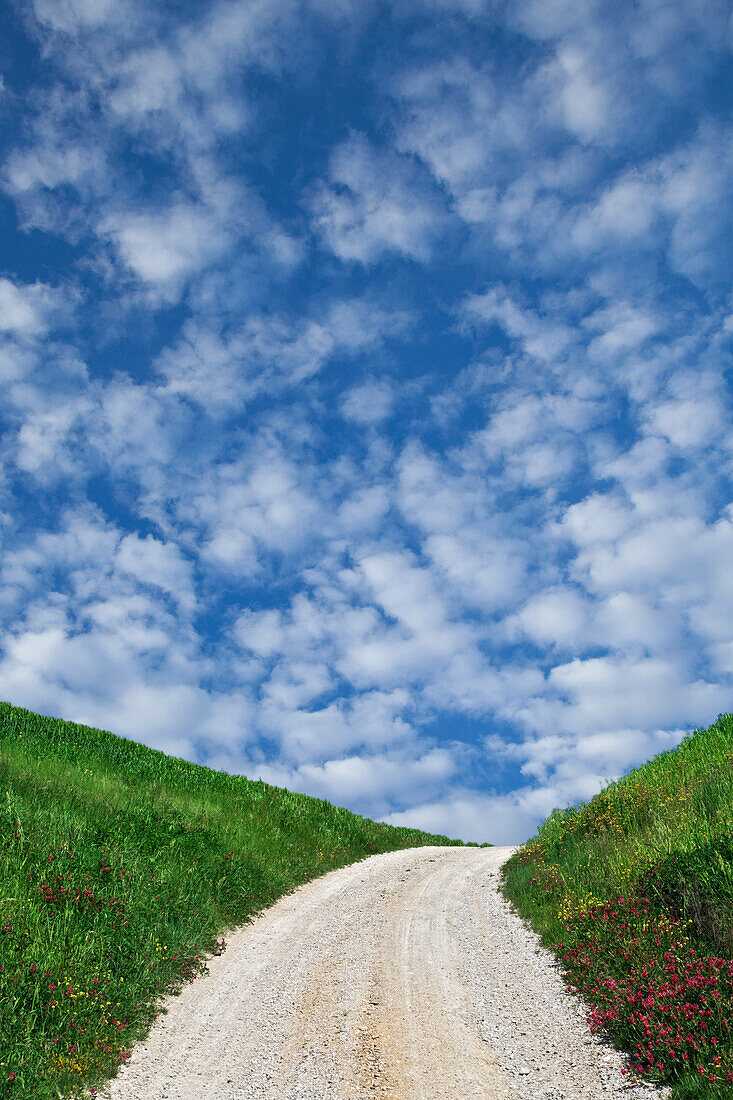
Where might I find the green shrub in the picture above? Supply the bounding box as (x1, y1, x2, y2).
(638, 838, 733, 956)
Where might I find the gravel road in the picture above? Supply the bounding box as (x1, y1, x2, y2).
(102, 846, 668, 1100)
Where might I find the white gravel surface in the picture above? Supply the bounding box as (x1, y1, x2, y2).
(102, 846, 670, 1100)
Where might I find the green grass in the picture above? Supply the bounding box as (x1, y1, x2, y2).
(0, 702, 464, 1099)
(502, 712, 733, 1098)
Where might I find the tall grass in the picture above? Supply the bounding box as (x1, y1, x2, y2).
(502, 713, 733, 1098)
(0, 702, 463, 1099)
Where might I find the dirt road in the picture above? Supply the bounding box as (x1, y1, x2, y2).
(103, 846, 665, 1100)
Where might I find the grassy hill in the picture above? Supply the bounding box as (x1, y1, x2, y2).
(502, 712, 733, 1098)
(0, 702, 463, 1099)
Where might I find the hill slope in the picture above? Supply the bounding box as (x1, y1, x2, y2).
(502, 712, 733, 1098)
(0, 702, 462, 1099)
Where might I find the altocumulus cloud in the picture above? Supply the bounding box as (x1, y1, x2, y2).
(0, 0, 731, 842)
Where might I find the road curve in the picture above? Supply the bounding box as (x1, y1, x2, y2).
(103, 846, 666, 1100)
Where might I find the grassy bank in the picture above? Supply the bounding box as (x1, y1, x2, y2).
(0, 702, 462, 1099)
(502, 713, 733, 1098)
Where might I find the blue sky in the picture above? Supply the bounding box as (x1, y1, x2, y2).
(1, 0, 732, 843)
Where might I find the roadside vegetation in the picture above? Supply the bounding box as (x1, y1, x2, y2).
(502, 712, 733, 1098)
(0, 702, 462, 1099)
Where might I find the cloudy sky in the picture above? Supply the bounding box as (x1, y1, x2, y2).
(1, 0, 731, 843)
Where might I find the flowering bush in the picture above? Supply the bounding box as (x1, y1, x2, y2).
(559, 895, 733, 1089)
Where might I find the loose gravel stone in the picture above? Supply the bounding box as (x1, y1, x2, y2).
(101, 847, 670, 1100)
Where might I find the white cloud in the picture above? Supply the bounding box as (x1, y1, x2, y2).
(424, 533, 527, 614)
(236, 609, 285, 659)
(462, 287, 576, 363)
(106, 0, 296, 129)
(643, 370, 727, 450)
(559, 490, 635, 547)
(260, 689, 419, 764)
(385, 787, 556, 846)
(553, 45, 612, 143)
(262, 661, 334, 711)
(0, 617, 212, 761)
(341, 380, 394, 424)
(82, 380, 187, 506)
(512, 0, 598, 41)
(0, 506, 252, 761)
(470, 393, 587, 491)
(5, 141, 105, 201)
(357, 549, 460, 640)
(116, 534, 196, 612)
(309, 133, 448, 263)
(594, 591, 681, 655)
(392, 57, 534, 195)
(258, 746, 456, 813)
(514, 0, 730, 147)
(517, 655, 722, 739)
(184, 450, 323, 576)
(337, 485, 390, 534)
(0, 278, 61, 337)
(578, 175, 660, 245)
(15, 395, 91, 477)
(33, 0, 124, 31)
(570, 125, 733, 286)
(396, 441, 511, 538)
(505, 586, 592, 649)
(102, 201, 232, 300)
(158, 300, 411, 410)
(584, 302, 659, 361)
(108, 45, 188, 119)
